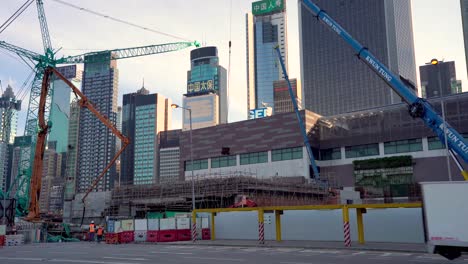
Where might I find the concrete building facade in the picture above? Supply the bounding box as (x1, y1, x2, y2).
(77, 52, 118, 193)
(158, 129, 181, 184)
(121, 87, 171, 185)
(247, 0, 287, 115)
(298, 0, 417, 116)
(183, 46, 227, 130)
(178, 92, 468, 191)
(461, 0, 468, 77)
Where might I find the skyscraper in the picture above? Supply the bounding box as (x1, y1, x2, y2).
(420, 61, 459, 98)
(121, 87, 171, 185)
(49, 65, 82, 154)
(299, 0, 417, 116)
(64, 100, 80, 200)
(77, 52, 118, 193)
(461, 0, 468, 77)
(0, 85, 21, 192)
(273, 78, 301, 114)
(158, 129, 181, 184)
(183, 46, 227, 130)
(247, 0, 287, 116)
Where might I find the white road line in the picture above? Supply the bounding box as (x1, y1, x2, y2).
(0, 257, 44, 261)
(103, 257, 148, 261)
(151, 251, 193, 255)
(183, 256, 245, 262)
(49, 259, 143, 264)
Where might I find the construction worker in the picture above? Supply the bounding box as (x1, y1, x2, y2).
(89, 221, 96, 242)
(97, 225, 104, 243)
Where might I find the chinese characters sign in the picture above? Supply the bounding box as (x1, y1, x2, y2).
(187, 79, 215, 94)
(252, 0, 284, 16)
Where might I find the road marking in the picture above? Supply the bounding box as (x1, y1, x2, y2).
(183, 256, 245, 262)
(103, 257, 148, 261)
(49, 259, 143, 264)
(151, 251, 193, 255)
(0, 257, 44, 261)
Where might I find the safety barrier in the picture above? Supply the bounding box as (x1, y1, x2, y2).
(5, 234, 24, 246)
(194, 203, 422, 246)
(202, 229, 211, 240)
(146, 231, 159, 242)
(105, 233, 119, 244)
(0, 235, 5, 247)
(118, 231, 134, 244)
(134, 231, 147, 242)
(158, 230, 177, 242)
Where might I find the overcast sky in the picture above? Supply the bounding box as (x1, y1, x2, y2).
(0, 0, 466, 135)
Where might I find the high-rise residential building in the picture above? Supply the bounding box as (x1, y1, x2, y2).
(77, 52, 118, 193)
(246, 0, 287, 116)
(121, 87, 171, 185)
(64, 100, 80, 200)
(159, 129, 181, 184)
(273, 78, 301, 114)
(298, 0, 417, 116)
(183, 46, 227, 130)
(461, 0, 468, 77)
(9, 136, 31, 198)
(0, 85, 21, 192)
(49, 65, 82, 154)
(420, 61, 459, 98)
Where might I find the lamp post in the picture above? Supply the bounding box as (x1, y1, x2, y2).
(429, 59, 452, 181)
(171, 103, 196, 240)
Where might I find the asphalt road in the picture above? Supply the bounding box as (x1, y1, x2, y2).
(0, 243, 466, 264)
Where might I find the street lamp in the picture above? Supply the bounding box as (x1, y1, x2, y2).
(428, 59, 452, 181)
(171, 103, 196, 238)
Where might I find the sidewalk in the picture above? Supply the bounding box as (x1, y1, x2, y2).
(169, 239, 427, 253)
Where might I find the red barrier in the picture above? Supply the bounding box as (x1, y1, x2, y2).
(105, 233, 119, 244)
(0, 235, 5, 247)
(202, 229, 211, 240)
(176, 229, 191, 241)
(146, 231, 159, 243)
(158, 230, 177, 242)
(118, 231, 134, 244)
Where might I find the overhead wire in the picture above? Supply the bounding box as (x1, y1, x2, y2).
(17, 70, 35, 102)
(50, 0, 191, 42)
(0, 0, 34, 35)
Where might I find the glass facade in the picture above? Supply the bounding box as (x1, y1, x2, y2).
(159, 147, 180, 184)
(384, 139, 423, 154)
(428, 137, 444, 150)
(185, 159, 208, 171)
(419, 61, 457, 98)
(133, 105, 156, 185)
(345, 144, 379, 159)
(320, 148, 341, 161)
(299, 0, 417, 116)
(211, 155, 236, 168)
(247, 9, 287, 114)
(240, 151, 268, 165)
(272, 147, 303, 162)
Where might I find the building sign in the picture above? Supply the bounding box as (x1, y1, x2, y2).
(187, 79, 215, 94)
(249, 108, 271, 119)
(252, 0, 284, 16)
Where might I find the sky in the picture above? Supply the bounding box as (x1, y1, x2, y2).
(0, 0, 466, 135)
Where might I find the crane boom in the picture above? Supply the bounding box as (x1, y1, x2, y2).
(301, 0, 468, 179)
(62, 41, 200, 64)
(36, 0, 52, 53)
(0, 41, 42, 62)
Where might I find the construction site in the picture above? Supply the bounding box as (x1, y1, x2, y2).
(1, 0, 468, 262)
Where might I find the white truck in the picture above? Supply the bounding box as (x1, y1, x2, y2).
(421, 181, 468, 260)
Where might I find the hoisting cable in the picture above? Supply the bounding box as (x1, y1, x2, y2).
(227, 0, 233, 119)
(50, 0, 191, 42)
(0, 0, 34, 34)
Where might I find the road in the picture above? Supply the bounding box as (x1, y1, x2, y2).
(0, 243, 466, 263)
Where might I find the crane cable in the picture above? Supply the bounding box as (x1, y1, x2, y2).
(227, 0, 233, 121)
(0, 0, 34, 35)
(50, 0, 191, 42)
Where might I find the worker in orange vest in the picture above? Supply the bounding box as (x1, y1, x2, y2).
(97, 225, 104, 243)
(89, 221, 96, 242)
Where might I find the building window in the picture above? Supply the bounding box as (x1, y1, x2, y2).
(272, 147, 303, 162)
(428, 137, 444, 150)
(240, 152, 268, 165)
(211, 155, 236, 168)
(185, 159, 208, 171)
(345, 144, 379, 159)
(320, 148, 341, 161)
(384, 139, 423, 154)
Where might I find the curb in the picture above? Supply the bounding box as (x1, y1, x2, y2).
(166, 242, 426, 253)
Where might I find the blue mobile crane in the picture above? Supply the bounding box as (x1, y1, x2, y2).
(275, 0, 468, 182)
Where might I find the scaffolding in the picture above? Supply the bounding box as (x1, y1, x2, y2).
(105, 172, 335, 217)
